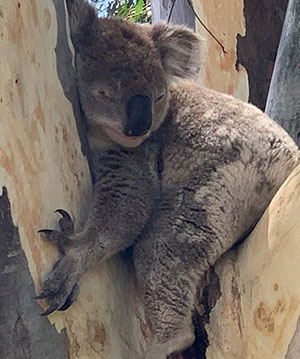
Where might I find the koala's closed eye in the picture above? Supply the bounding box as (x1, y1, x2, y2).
(155, 91, 166, 102)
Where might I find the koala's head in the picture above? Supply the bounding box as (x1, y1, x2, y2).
(67, 0, 201, 148)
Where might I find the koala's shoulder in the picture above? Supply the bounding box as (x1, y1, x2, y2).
(167, 81, 274, 134)
(161, 81, 291, 157)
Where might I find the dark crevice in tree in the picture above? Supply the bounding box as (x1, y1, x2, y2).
(236, 0, 288, 111)
(169, 268, 221, 359)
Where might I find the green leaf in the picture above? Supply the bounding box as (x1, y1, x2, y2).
(118, 2, 130, 17)
(134, 0, 143, 15)
(91, 0, 151, 23)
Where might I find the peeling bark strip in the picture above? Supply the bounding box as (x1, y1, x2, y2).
(265, 0, 300, 147)
(236, 0, 288, 110)
(0, 187, 69, 359)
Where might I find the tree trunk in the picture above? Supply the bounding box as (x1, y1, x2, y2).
(265, 0, 300, 147)
(0, 1, 145, 358)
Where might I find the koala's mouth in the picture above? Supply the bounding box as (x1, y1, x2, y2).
(103, 125, 147, 148)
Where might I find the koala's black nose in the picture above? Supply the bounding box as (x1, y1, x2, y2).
(125, 95, 152, 137)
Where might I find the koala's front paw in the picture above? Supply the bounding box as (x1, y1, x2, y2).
(35, 210, 83, 315)
(34, 255, 80, 315)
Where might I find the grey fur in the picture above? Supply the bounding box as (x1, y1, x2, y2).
(37, 0, 299, 357)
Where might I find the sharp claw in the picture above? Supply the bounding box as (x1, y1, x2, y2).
(38, 228, 69, 249)
(58, 284, 79, 311)
(55, 209, 74, 235)
(55, 209, 72, 220)
(52, 257, 63, 270)
(34, 292, 50, 300)
(40, 303, 59, 316)
(58, 299, 73, 311)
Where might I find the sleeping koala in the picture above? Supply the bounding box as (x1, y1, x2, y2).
(35, 0, 299, 358)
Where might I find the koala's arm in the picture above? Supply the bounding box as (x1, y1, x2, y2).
(84, 147, 158, 256)
(36, 146, 158, 315)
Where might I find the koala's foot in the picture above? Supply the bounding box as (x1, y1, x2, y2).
(34, 258, 80, 315)
(35, 210, 86, 315)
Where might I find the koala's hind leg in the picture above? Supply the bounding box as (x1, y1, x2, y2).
(133, 196, 225, 358)
(134, 238, 197, 358)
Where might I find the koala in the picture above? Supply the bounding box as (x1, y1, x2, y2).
(35, 0, 299, 358)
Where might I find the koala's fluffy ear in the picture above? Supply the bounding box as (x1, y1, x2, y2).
(151, 23, 201, 79)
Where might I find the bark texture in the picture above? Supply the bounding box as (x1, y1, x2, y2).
(265, 0, 300, 147)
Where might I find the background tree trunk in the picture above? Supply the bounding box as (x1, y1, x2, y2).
(151, 0, 195, 29)
(265, 0, 300, 147)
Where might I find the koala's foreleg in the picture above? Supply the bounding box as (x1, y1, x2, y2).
(36, 147, 157, 315)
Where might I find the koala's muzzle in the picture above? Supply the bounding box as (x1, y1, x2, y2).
(125, 95, 152, 137)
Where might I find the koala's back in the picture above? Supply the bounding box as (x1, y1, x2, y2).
(155, 82, 299, 256)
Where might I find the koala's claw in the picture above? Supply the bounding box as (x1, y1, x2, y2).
(58, 284, 79, 311)
(33, 292, 51, 300)
(55, 209, 75, 235)
(36, 210, 81, 314)
(35, 256, 81, 315)
(38, 209, 74, 248)
(38, 210, 75, 254)
(38, 229, 71, 252)
(40, 303, 59, 317)
(37, 283, 78, 316)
